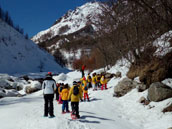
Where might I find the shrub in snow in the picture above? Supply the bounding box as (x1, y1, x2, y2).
(114, 78, 137, 97)
(127, 52, 172, 87)
(162, 104, 172, 113)
(148, 82, 172, 102)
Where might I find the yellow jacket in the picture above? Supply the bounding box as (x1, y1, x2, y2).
(92, 76, 96, 84)
(68, 85, 82, 102)
(61, 88, 69, 100)
(100, 76, 107, 85)
(82, 80, 87, 87)
(87, 75, 92, 83)
(83, 85, 88, 93)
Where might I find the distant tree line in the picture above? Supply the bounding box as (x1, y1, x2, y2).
(0, 5, 29, 39)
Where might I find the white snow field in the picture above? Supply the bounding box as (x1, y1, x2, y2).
(0, 19, 66, 74)
(0, 64, 172, 129)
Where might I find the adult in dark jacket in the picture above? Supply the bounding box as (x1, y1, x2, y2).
(42, 72, 56, 117)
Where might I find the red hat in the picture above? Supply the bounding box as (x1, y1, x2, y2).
(83, 76, 86, 80)
(48, 72, 52, 75)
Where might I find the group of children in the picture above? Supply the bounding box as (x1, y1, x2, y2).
(54, 72, 108, 119)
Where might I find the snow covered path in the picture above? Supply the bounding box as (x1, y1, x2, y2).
(0, 69, 172, 129)
(0, 86, 139, 129)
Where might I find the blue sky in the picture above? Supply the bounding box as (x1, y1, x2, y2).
(0, 0, 87, 37)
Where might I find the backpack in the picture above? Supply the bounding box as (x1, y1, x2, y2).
(84, 86, 88, 91)
(88, 76, 91, 80)
(98, 76, 101, 80)
(73, 85, 79, 95)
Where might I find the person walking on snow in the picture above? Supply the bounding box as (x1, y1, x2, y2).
(42, 72, 56, 117)
(83, 81, 89, 101)
(92, 73, 97, 91)
(58, 83, 64, 104)
(100, 75, 108, 90)
(87, 73, 92, 88)
(81, 65, 86, 77)
(68, 81, 83, 119)
(61, 84, 70, 114)
(55, 83, 60, 101)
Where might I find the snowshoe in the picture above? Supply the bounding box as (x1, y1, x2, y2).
(66, 110, 71, 113)
(71, 114, 77, 120)
(62, 111, 66, 114)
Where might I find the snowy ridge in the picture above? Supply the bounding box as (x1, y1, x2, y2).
(32, 2, 103, 43)
(0, 20, 66, 74)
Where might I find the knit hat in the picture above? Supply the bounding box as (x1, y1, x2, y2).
(77, 81, 81, 84)
(48, 72, 52, 75)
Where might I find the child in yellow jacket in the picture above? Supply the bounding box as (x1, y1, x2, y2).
(100, 75, 108, 90)
(61, 84, 70, 113)
(83, 81, 89, 101)
(68, 81, 83, 118)
(92, 73, 97, 91)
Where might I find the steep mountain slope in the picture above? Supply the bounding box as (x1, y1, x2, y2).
(0, 19, 66, 74)
(31, 2, 105, 68)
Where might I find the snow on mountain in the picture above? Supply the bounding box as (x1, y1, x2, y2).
(32, 2, 103, 43)
(0, 19, 66, 74)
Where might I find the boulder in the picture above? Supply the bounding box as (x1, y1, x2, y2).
(114, 78, 137, 97)
(0, 79, 11, 89)
(115, 72, 121, 78)
(139, 96, 150, 105)
(104, 73, 112, 79)
(6, 89, 21, 97)
(148, 82, 172, 102)
(25, 86, 40, 94)
(0, 88, 6, 98)
(137, 83, 147, 92)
